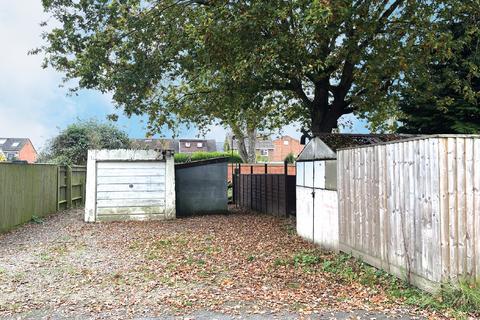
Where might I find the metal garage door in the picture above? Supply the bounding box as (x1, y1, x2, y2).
(95, 161, 166, 217)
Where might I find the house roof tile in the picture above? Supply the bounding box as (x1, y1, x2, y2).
(0, 138, 30, 152)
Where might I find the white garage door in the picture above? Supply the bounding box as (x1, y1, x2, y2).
(96, 161, 166, 216)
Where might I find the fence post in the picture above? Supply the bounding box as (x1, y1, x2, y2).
(250, 165, 253, 210)
(238, 163, 241, 207)
(56, 166, 61, 211)
(66, 166, 72, 209)
(233, 164, 238, 206)
(284, 160, 288, 217)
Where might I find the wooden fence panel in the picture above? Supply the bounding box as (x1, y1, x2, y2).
(338, 136, 480, 292)
(0, 164, 57, 233)
(233, 169, 295, 217)
(71, 166, 87, 208)
(0, 163, 86, 233)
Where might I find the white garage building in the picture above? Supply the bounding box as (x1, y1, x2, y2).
(84, 149, 175, 222)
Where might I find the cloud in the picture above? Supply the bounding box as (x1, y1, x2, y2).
(0, 2, 115, 150)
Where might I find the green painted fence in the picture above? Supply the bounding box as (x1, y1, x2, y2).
(0, 163, 86, 233)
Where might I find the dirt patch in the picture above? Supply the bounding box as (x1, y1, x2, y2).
(0, 209, 437, 319)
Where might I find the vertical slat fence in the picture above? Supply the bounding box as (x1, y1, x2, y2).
(232, 163, 296, 217)
(338, 136, 480, 292)
(0, 163, 87, 233)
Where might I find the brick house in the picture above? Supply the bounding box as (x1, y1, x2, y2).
(231, 135, 302, 162)
(131, 138, 217, 153)
(177, 139, 217, 153)
(270, 135, 303, 162)
(0, 138, 38, 163)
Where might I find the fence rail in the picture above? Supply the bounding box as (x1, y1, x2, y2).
(0, 163, 86, 233)
(232, 163, 296, 217)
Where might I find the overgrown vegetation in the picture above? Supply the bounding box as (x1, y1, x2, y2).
(285, 250, 480, 318)
(174, 151, 243, 164)
(38, 119, 130, 165)
(284, 152, 296, 164)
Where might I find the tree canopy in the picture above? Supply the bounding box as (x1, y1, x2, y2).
(397, 1, 480, 134)
(38, 0, 471, 138)
(39, 119, 130, 165)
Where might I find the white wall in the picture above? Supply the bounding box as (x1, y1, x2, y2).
(313, 189, 338, 250)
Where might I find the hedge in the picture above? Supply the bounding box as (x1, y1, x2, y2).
(174, 151, 243, 164)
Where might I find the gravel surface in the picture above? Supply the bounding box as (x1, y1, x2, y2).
(0, 209, 438, 319)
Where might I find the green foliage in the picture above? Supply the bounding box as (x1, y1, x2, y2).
(223, 138, 230, 152)
(440, 280, 480, 314)
(38, 0, 446, 137)
(397, 1, 480, 134)
(255, 155, 268, 163)
(174, 152, 243, 164)
(0, 152, 6, 162)
(31, 215, 44, 224)
(41, 119, 130, 165)
(284, 152, 296, 164)
(293, 252, 320, 267)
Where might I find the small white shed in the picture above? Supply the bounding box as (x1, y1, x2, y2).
(84, 149, 175, 222)
(296, 137, 339, 250)
(296, 134, 405, 251)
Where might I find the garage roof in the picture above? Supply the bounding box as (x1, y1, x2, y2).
(297, 133, 411, 161)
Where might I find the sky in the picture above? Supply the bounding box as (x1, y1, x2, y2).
(0, 1, 369, 152)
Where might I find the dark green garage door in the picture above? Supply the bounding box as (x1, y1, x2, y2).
(175, 158, 228, 217)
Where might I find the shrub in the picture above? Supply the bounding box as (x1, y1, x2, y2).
(174, 151, 243, 163)
(0, 152, 6, 162)
(40, 119, 130, 165)
(284, 152, 296, 164)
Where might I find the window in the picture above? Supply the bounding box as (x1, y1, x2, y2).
(11, 142, 19, 147)
(197, 142, 203, 148)
(283, 140, 289, 146)
(260, 149, 269, 156)
(0, 139, 6, 145)
(7, 152, 17, 160)
(185, 142, 191, 148)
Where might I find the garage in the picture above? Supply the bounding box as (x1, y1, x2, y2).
(84, 149, 175, 222)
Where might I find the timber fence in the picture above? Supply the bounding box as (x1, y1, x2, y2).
(232, 162, 296, 217)
(337, 135, 480, 291)
(0, 163, 86, 233)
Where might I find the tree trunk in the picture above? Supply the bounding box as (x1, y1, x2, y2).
(245, 127, 257, 163)
(310, 100, 345, 136)
(235, 136, 249, 163)
(230, 125, 257, 163)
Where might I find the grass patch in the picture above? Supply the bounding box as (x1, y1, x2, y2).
(309, 252, 480, 318)
(439, 281, 480, 314)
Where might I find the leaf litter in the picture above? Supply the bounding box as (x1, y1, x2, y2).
(0, 208, 452, 319)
